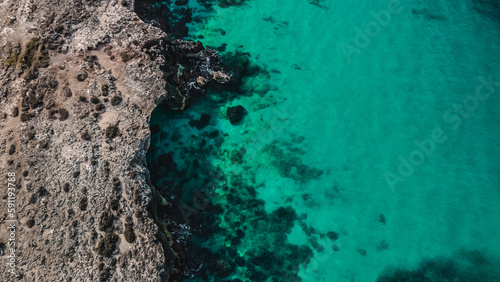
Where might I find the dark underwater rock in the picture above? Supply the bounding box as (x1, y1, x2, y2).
(157, 153, 177, 170)
(211, 256, 235, 278)
(227, 105, 247, 125)
(207, 130, 219, 139)
(376, 249, 498, 282)
(151, 124, 160, 135)
(160, 39, 230, 110)
(189, 113, 211, 130)
(235, 257, 246, 267)
(327, 231, 339, 240)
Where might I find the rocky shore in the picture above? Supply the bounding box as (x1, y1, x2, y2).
(0, 0, 229, 281)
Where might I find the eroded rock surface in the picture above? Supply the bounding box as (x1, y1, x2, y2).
(0, 0, 227, 281)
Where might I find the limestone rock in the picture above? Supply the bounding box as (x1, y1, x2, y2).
(212, 70, 231, 84)
(0, 0, 187, 281)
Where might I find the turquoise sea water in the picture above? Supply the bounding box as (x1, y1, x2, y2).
(148, 0, 500, 281)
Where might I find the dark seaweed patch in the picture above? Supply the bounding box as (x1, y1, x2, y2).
(134, 0, 194, 38)
(263, 140, 323, 184)
(146, 105, 315, 280)
(377, 249, 500, 282)
(472, 0, 500, 22)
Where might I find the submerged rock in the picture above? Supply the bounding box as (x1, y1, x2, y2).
(227, 105, 247, 125)
(151, 124, 160, 135)
(196, 76, 208, 88)
(327, 231, 339, 240)
(157, 153, 177, 170)
(189, 113, 211, 130)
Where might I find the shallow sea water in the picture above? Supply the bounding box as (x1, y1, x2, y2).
(149, 0, 500, 281)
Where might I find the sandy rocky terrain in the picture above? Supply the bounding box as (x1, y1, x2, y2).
(0, 0, 229, 281)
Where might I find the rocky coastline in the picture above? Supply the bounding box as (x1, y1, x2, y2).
(0, 0, 229, 280)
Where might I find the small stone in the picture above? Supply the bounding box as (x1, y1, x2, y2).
(212, 71, 231, 84)
(196, 76, 208, 87)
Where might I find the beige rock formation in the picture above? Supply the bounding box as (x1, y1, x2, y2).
(0, 0, 193, 281)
